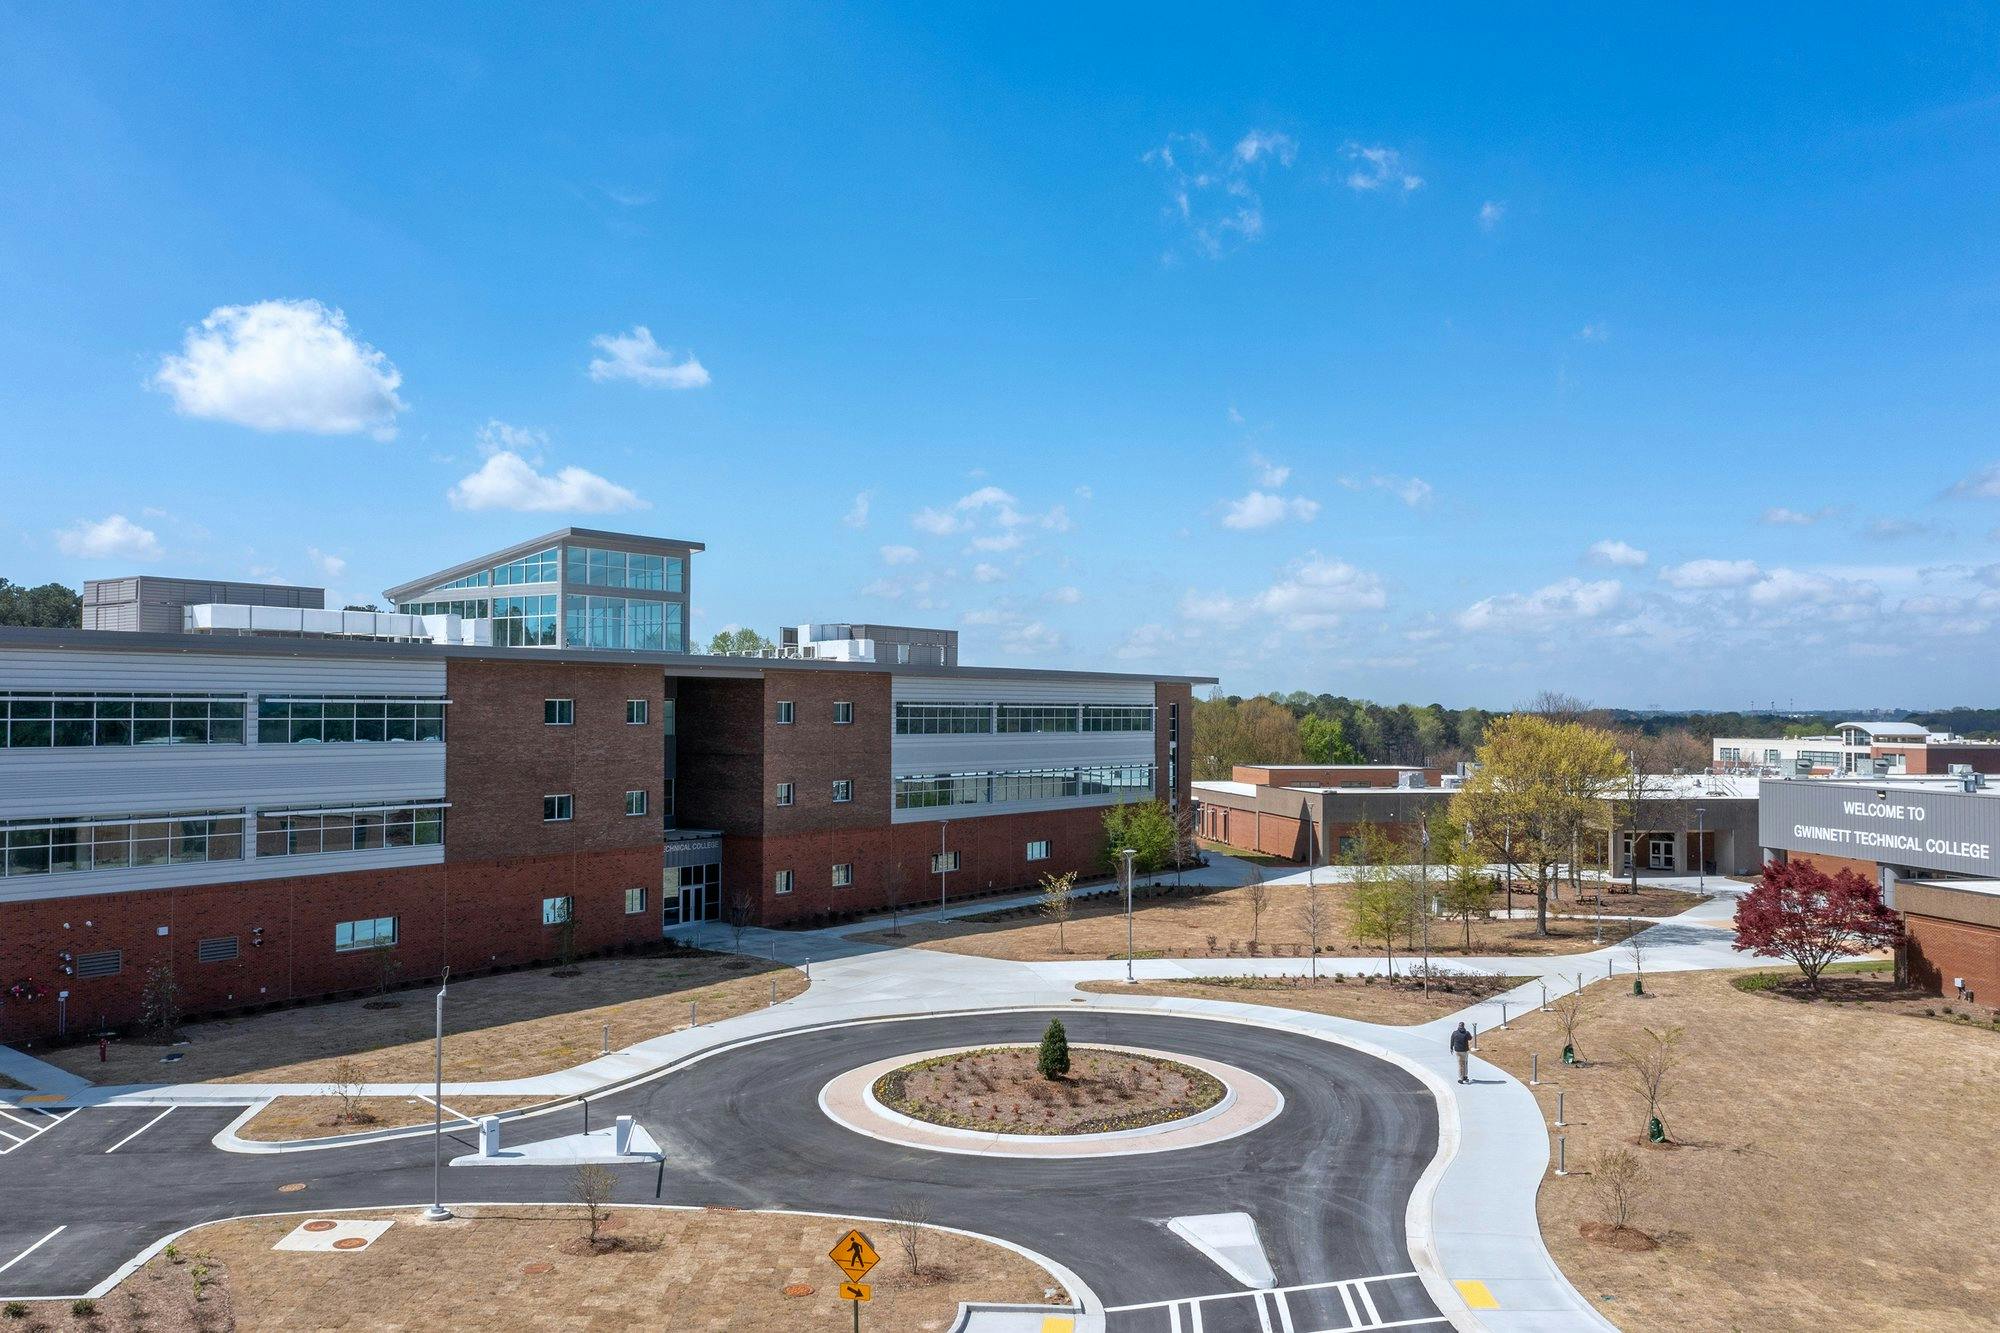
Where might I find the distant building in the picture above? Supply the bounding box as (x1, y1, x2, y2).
(1194, 764, 1455, 861)
(1602, 773, 1761, 877)
(1712, 721, 2000, 778)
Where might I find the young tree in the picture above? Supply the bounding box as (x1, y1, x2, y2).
(1590, 1147, 1648, 1232)
(1732, 859, 1902, 992)
(551, 898, 580, 975)
(139, 962, 183, 1043)
(1550, 986, 1595, 1064)
(1435, 836, 1493, 952)
(325, 1056, 370, 1126)
(1037, 1018, 1071, 1080)
(1244, 869, 1270, 944)
(1039, 870, 1077, 953)
(570, 1164, 615, 1249)
(1615, 1025, 1684, 1143)
(1452, 714, 1629, 936)
(890, 1195, 933, 1277)
(1626, 927, 1649, 995)
(1298, 713, 1364, 764)
(1350, 865, 1411, 975)
(1101, 799, 1177, 878)
(1297, 874, 1329, 981)
(727, 889, 754, 951)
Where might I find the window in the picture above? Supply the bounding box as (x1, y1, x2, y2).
(1338, 836, 1357, 858)
(1765, 748, 1782, 765)
(543, 794, 573, 822)
(1026, 840, 1050, 862)
(436, 570, 491, 590)
(257, 696, 445, 745)
(662, 778, 675, 819)
(561, 594, 674, 651)
(491, 594, 558, 646)
(398, 598, 490, 618)
(832, 863, 853, 888)
(626, 699, 649, 726)
(197, 935, 239, 964)
(998, 704, 1080, 734)
(3, 810, 247, 878)
(1719, 746, 1741, 762)
(892, 765, 1154, 810)
(545, 698, 574, 726)
(254, 803, 442, 857)
(334, 917, 397, 952)
(541, 896, 573, 926)
(624, 886, 647, 915)
(663, 699, 676, 735)
(75, 949, 123, 979)
(565, 545, 680, 592)
(493, 546, 559, 585)
(833, 701, 854, 725)
(775, 783, 794, 807)
(1082, 705, 1155, 733)
(775, 700, 795, 725)
(894, 702, 992, 735)
(895, 643, 911, 665)
(4, 692, 247, 748)
(625, 789, 649, 817)
(831, 780, 852, 803)
(930, 851, 960, 874)
(774, 869, 794, 895)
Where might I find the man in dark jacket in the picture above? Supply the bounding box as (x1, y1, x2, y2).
(1449, 1021, 1472, 1084)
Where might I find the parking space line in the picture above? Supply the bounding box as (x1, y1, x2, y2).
(0, 1125, 24, 1145)
(0, 1108, 41, 1132)
(1337, 1282, 1361, 1326)
(1253, 1290, 1274, 1333)
(1274, 1289, 1296, 1333)
(104, 1106, 175, 1154)
(1355, 1282, 1381, 1326)
(1168, 1300, 1183, 1333)
(1187, 1298, 1203, 1333)
(0, 1226, 65, 1277)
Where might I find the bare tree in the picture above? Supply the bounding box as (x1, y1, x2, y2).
(1615, 1025, 1685, 1142)
(1626, 926, 1650, 995)
(1244, 868, 1270, 944)
(890, 1195, 933, 1278)
(570, 1164, 615, 1249)
(369, 937, 405, 997)
(140, 962, 184, 1043)
(1549, 986, 1596, 1064)
(1589, 1147, 1647, 1231)
(324, 1056, 371, 1126)
(884, 861, 908, 937)
(1039, 870, 1077, 953)
(727, 889, 754, 951)
(1297, 874, 1328, 981)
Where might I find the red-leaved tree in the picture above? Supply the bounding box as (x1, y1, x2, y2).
(1732, 859, 1901, 992)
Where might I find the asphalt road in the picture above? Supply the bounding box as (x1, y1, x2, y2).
(0, 1010, 1442, 1328)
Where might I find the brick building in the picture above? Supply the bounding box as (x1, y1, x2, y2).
(1193, 764, 1453, 862)
(0, 532, 1205, 1042)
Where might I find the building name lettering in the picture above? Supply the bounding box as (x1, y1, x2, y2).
(1793, 823, 1989, 861)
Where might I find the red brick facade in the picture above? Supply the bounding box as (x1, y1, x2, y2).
(1904, 913, 2000, 1000)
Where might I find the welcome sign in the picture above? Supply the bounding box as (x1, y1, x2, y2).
(1760, 780, 2000, 878)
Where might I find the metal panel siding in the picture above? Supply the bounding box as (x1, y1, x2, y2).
(893, 731, 1154, 775)
(891, 675, 1153, 706)
(0, 745, 444, 820)
(0, 647, 443, 696)
(1759, 780, 2000, 877)
(0, 842, 444, 905)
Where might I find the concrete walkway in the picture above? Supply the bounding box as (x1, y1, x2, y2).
(0, 860, 1757, 1332)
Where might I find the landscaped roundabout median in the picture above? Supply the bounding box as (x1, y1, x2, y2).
(870, 1040, 1226, 1135)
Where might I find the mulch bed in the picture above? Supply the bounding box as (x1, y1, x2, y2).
(873, 1046, 1224, 1135)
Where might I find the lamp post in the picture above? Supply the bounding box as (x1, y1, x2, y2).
(1120, 847, 1137, 983)
(1696, 804, 1707, 890)
(425, 968, 452, 1222)
(1419, 823, 1431, 997)
(937, 820, 950, 914)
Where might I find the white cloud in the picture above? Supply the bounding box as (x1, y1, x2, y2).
(912, 507, 963, 536)
(970, 530, 1025, 553)
(1221, 491, 1320, 530)
(971, 562, 1007, 584)
(1456, 578, 1622, 631)
(1477, 200, 1505, 231)
(1588, 539, 1649, 568)
(957, 485, 1019, 513)
(307, 547, 347, 579)
(1948, 463, 2000, 499)
(152, 299, 406, 439)
(1660, 558, 1761, 589)
(842, 491, 873, 529)
(587, 326, 710, 389)
(1342, 143, 1423, 192)
(476, 420, 546, 457)
(1250, 452, 1290, 488)
(1046, 585, 1083, 605)
(1746, 568, 1853, 607)
(1186, 554, 1388, 632)
(1145, 129, 1296, 259)
(447, 451, 646, 514)
(1762, 505, 1833, 526)
(1001, 621, 1060, 655)
(1040, 504, 1074, 533)
(56, 514, 161, 561)
(1339, 474, 1434, 507)
(879, 544, 919, 565)
(1863, 516, 1930, 540)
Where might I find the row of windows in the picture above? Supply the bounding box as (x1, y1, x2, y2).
(495, 547, 559, 585)
(400, 598, 490, 618)
(2, 693, 246, 748)
(540, 791, 652, 821)
(258, 804, 444, 858)
(770, 841, 1049, 894)
(543, 698, 653, 727)
(566, 545, 684, 593)
(775, 700, 855, 725)
(493, 594, 559, 647)
(892, 702, 1157, 735)
(1, 811, 245, 878)
(435, 570, 491, 590)
(257, 697, 446, 745)
(892, 764, 1155, 810)
(773, 780, 853, 807)
(563, 595, 681, 651)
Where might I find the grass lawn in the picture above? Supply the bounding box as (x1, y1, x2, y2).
(23, 1206, 1067, 1332)
(1078, 972, 1531, 1026)
(43, 949, 807, 1089)
(1476, 966, 2000, 1331)
(854, 880, 1648, 962)
(1195, 839, 1301, 868)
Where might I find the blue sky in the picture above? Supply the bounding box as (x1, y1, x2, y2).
(4, 4, 2000, 709)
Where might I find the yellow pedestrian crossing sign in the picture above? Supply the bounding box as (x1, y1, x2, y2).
(839, 1282, 872, 1302)
(829, 1228, 879, 1281)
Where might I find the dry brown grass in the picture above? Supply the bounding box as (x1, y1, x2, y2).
(855, 881, 1648, 962)
(876, 1045, 1223, 1134)
(1078, 972, 1529, 1026)
(65, 1206, 1065, 1332)
(1477, 968, 2000, 1331)
(235, 1094, 540, 1142)
(46, 950, 807, 1088)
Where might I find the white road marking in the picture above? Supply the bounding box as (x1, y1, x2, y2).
(1106, 1271, 1442, 1332)
(0, 1125, 24, 1145)
(1356, 1281, 1382, 1326)
(1338, 1282, 1361, 1326)
(1274, 1288, 1296, 1333)
(103, 1106, 175, 1154)
(1254, 1290, 1274, 1333)
(0, 1108, 70, 1155)
(0, 1226, 66, 1277)
(0, 1108, 41, 1132)
(1187, 1298, 1203, 1333)
(1168, 1301, 1183, 1333)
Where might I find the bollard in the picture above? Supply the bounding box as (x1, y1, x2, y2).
(479, 1115, 501, 1158)
(1531, 1053, 1539, 1086)
(1555, 1090, 1567, 1127)
(770, 977, 778, 1006)
(614, 1114, 633, 1156)
(582, 1096, 590, 1135)
(805, 957, 811, 980)
(1469, 1021, 1479, 1052)
(689, 1000, 698, 1029)
(1555, 1135, 1567, 1176)
(1500, 1001, 1509, 1028)
(1607, 958, 1615, 978)
(1539, 981, 1548, 1012)
(601, 1022, 610, 1056)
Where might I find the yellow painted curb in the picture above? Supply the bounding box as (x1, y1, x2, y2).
(1454, 1279, 1500, 1309)
(1040, 1317, 1076, 1332)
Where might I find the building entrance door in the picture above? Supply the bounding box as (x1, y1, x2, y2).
(1648, 835, 1676, 870)
(663, 862, 722, 928)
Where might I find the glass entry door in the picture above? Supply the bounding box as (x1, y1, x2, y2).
(664, 862, 722, 928)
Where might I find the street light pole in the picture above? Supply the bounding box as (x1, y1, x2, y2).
(1696, 804, 1707, 890)
(425, 967, 451, 1222)
(1120, 848, 1137, 983)
(1419, 824, 1431, 997)
(937, 820, 950, 915)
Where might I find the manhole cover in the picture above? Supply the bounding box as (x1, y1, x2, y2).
(783, 1284, 814, 1298)
(522, 1263, 553, 1275)
(331, 1236, 368, 1250)
(278, 1183, 308, 1194)
(302, 1220, 337, 1233)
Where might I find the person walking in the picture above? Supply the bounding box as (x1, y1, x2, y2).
(1449, 1021, 1472, 1084)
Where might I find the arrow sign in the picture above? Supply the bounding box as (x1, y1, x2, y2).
(828, 1228, 880, 1281)
(839, 1282, 872, 1302)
